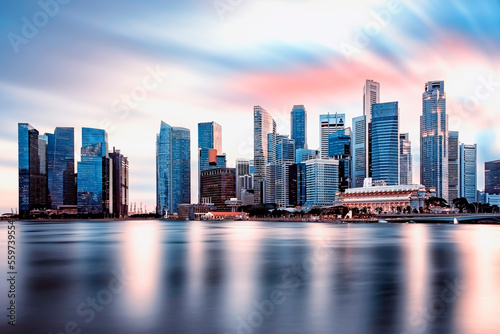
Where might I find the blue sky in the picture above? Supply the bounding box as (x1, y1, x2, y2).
(1, 0, 500, 212)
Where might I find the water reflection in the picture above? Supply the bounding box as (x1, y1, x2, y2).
(1, 221, 500, 334)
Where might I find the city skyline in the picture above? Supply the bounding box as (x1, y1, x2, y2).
(2, 0, 500, 213)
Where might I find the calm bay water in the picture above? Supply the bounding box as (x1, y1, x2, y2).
(1, 220, 500, 334)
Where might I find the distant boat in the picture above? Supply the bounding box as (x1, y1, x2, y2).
(453, 218, 459, 224)
(378, 219, 388, 224)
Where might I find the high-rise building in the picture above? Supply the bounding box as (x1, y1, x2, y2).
(320, 113, 345, 158)
(291, 105, 307, 150)
(109, 147, 129, 218)
(421, 80, 449, 201)
(371, 102, 399, 186)
(485, 160, 500, 195)
(254, 106, 276, 204)
(351, 115, 367, 188)
(198, 122, 225, 202)
(448, 131, 460, 201)
(200, 168, 236, 211)
(305, 159, 339, 207)
(46, 127, 76, 209)
(329, 128, 351, 191)
(18, 123, 49, 216)
(363, 79, 380, 178)
(460, 144, 477, 203)
(296, 149, 318, 163)
(235, 158, 252, 200)
(290, 149, 318, 207)
(276, 135, 295, 207)
(77, 128, 113, 215)
(156, 122, 191, 215)
(399, 133, 413, 185)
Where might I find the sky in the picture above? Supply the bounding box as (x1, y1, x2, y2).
(1, 0, 500, 213)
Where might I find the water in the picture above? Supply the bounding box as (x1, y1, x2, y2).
(1, 220, 500, 334)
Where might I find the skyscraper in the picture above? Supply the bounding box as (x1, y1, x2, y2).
(200, 168, 236, 211)
(77, 128, 112, 215)
(399, 133, 413, 185)
(371, 102, 399, 186)
(319, 113, 345, 158)
(254, 105, 276, 204)
(275, 135, 295, 207)
(363, 79, 380, 178)
(329, 128, 351, 191)
(295, 149, 318, 163)
(448, 131, 460, 201)
(109, 147, 129, 218)
(235, 158, 252, 200)
(291, 105, 307, 150)
(420, 80, 449, 201)
(460, 144, 477, 203)
(156, 122, 191, 215)
(46, 127, 76, 209)
(351, 115, 367, 188)
(485, 160, 500, 195)
(18, 123, 49, 216)
(305, 159, 339, 206)
(198, 122, 225, 202)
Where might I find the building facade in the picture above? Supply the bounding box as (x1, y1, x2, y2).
(254, 106, 276, 204)
(371, 102, 399, 186)
(364, 79, 381, 179)
(460, 143, 477, 203)
(156, 122, 191, 215)
(109, 147, 129, 218)
(448, 131, 460, 201)
(200, 168, 236, 211)
(485, 160, 500, 195)
(276, 135, 295, 207)
(420, 80, 449, 201)
(351, 115, 367, 188)
(291, 105, 307, 150)
(305, 159, 339, 207)
(198, 122, 225, 202)
(319, 113, 345, 158)
(399, 133, 412, 185)
(329, 128, 351, 191)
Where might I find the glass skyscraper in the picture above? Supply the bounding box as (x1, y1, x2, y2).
(448, 131, 460, 201)
(157, 122, 191, 215)
(18, 123, 49, 216)
(460, 144, 477, 203)
(319, 113, 344, 158)
(254, 105, 276, 204)
(276, 135, 295, 207)
(77, 128, 112, 215)
(305, 159, 339, 207)
(46, 127, 76, 209)
(329, 128, 351, 191)
(485, 160, 500, 195)
(109, 147, 129, 218)
(399, 133, 413, 185)
(351, 115, 367, 188)
(371, 102, 399, 186)
(364, 79, 380, 178)
(420, 81, 449, 201)
(198, 122, 225, 202)
(291, 105, 307, 150)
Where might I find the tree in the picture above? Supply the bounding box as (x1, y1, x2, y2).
(452, 198, 469, 213)
(426, 197, 448, 209)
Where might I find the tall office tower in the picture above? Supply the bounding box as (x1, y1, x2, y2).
(485, 160, 500, 195)
(295, 149, 318, 163)
(460, 144, 477, 203)
(275, 135, 295, 207)
(156, 122, 191, 215)
(109, 147, 129, 218)
(198, 122, 225, 202)
(351, 115, 367, 188)
(329, 128, 351, 191)
(46, 127, 76, 209)
(319, 113, 345, 158)
(200, 168, 236, 211)
(288, 164, 298, 207)
(363, 79, 380, 178)
(305, 159, 339, 206)
(238, 174, 254, 205)
(291, 105, 307, 149)
(254, 106, 276, 204)
(77, 128, 112, 215)
(371, 102, 400, 186)
(18, 123, 49, 216)
(399, 133, 413, 185)
(448, 131, 460, 201)
(236, 158, 251, 200)
(421, 80, 449, 201)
